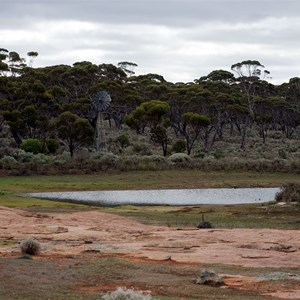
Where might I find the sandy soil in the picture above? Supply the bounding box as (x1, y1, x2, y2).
(0, 206, 299, 299)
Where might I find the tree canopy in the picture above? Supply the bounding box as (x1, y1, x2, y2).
(0, 48, 299, 157)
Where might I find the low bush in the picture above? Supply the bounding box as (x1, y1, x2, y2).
(132, 143, 152, 155)
(212, 150, 225, 160)
(0, 156, 18, 169)
(115, 134, 130, 149)
(143, 155, 166, 163)
(20, 139, 43, 154)
(89, 153, 119, 171)
(45, 138, 60, 154)
(20, 238, 41, 255)
(102, 287, 152, 300)
(18, 151, 35, 163)
(275, 183, 300, 203)
(168, 153, 191, 163)
(172, 139, 186, 153)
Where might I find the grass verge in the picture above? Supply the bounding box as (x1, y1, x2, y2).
(0, 170, 300, 194)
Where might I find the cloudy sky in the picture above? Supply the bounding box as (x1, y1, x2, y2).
(1, 0, 300, 84)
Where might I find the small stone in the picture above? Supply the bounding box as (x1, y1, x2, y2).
(164, 255, 172, 261)
(195, 269, 224, 286)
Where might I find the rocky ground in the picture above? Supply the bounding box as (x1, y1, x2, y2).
(0, 206, 299, 299)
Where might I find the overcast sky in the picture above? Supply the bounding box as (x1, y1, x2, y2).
(1, 0, 300, 84)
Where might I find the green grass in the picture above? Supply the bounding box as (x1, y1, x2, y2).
(103, 202, 300, 230)
(0, 241, 16, 247)
(0, 191, 86, 209)
(1, 170, 300, 194)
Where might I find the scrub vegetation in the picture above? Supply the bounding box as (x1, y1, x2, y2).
(0, 52, 300, 175)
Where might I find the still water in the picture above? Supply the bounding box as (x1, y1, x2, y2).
(27, 187, 279, 206)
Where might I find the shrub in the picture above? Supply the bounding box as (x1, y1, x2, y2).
(115, 155, 141, 171)
(102, 287, 152, 300)
(168, 153, 191, 163)
(46, 138, 60, 154)
(89, 153, 119, 171)
(275, 183, 300, 203)
(20, 238, 41, 255)
(115, 134, 130, 149)
(278, 149, 288, 159)
(212, 150, 225, 160)
(0, 146, 16, 159)
(143, 155, 166, 163)
(0, 156, 18, 169)
(18, 151, 35, 163)
(172, 139, 186, 153)
(20, 139, 43, 154)
(32, 153, 49, 165)
(193, 150, 205, 159)
(132, 143, 152, 155)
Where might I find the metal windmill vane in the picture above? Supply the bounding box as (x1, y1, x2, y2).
(93, 90, 111, 152)
(93, 90, 111, 112)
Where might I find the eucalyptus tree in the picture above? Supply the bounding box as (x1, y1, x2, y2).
(27, 51, 39, 67)
(0, 49, 27, 77)
(226, 101, 250, 149)
(126, 73, 168, 101)
(231, 60, 270, 117)
(54, 111, 94, 157)
(230, 60, 271, 148)
(180, 112, 211, 155)
(0, 48, 9, 76)
(117, 61, 138, 77)
(270, 97, 300, 138)
(195, 70, 240, 150)
(197, 69, 235, 85)
(124, 100, 170, 156)
(8, 51, 26, 76)
(253, 97, 274, 143)
(167, 83, 219, 153)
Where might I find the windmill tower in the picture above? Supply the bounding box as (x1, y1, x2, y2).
(92, 90, 111, 153)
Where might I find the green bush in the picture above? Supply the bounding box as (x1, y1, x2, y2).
(172, 139, 186, 153)
(168, 153, 191, 163)
(278, 149, 288, 159)
(20, 139, 43, 154)
(89, 153, 118, 171)
(20, 138, 59, 155)
(212, 150, 225, 160)
(194, 150, 205, 159)
(20, 238, 41, 255)
(115, 134, 130, 149)
(18, 151, 35, 163)
(46, 138, 60, 154)
(143, 155, 166, 163)
(0, 156, 18, 169)
(32, 153, 49, 165)
(275, 183, 300, 203)
(132, 143, 152, 155)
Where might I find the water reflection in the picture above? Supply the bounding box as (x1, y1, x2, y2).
(27, 187, 279, 206)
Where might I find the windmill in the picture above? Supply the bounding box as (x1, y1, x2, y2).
(92, 90, 111, 153)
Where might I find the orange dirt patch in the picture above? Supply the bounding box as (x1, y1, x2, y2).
(0, 206, 299, 299)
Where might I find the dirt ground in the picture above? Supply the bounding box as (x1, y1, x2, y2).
(0, 206, 299, 299)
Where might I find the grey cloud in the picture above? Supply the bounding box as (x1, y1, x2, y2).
(2, 0, 300, 28)
(1, 0, 300, 84)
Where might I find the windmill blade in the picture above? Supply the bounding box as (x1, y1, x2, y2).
(93, 90, 111, 112)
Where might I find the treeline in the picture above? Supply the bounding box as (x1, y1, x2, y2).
(0, 48, 300, 158)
